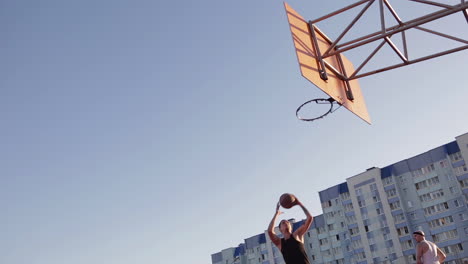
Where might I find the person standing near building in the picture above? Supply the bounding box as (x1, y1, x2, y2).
(267, 196, 313, 264)
(413, 230, 446, 264)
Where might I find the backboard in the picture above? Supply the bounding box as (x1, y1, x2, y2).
(284, 2, 371, 124)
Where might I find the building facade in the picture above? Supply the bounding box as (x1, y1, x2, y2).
(212, 133, 468, 264)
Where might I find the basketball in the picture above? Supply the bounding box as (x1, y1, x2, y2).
(280, 193, 296, 209)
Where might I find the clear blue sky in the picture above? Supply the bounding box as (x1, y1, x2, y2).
(1, 1, 467, 264)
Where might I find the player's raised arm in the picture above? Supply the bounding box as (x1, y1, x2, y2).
(293, 197, 313, 238)
(437, 247, 446, 263)
(268, 202, 282, 250)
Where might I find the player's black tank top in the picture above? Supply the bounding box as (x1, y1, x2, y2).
(280, 237, 310, 264)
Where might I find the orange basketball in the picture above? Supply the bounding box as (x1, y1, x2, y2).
(280, 193, 296, 209)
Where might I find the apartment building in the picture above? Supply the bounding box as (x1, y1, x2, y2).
(212, 132, 468, 264)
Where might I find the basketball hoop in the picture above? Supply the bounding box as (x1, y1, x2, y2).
(295, 98, 342, 122)
(285, 1, 468, 124)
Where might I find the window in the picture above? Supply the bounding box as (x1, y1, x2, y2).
(419, 189, 444, 202)
(358, 200, 366, 208)
(408, 255, 416, 262)
(386, 188, 397, 197)
(332, 247, 340, 255)
(328, 224, 334, 231)
(459, 212, 467, 221)
(319, 238, 328, 245)
(399, 176, 406, 184)
(424, 202, 449, 215)
(432, 229, 458, 242)
(446, 174, 454, 181)
(428, 176, 440, 185)
(445, 260, 464, 264)
(389, 201, 401, 210)
(449, 152, 463, 163)
(413, 163, 436, 177)
(356, 188, 363, 195)
(428, 216, 454, 228)
(349, 227, 359, 236)
(356, 252, 366, 261)
(346, 214, 356, 223)
(341, 192, 350, 200)
(397, 226, 409, 236)
(394, 213, 405, 223)
(379, 218, 388, 228)
(352, 239, 362, 248)
(415, 181, 427, 190)
(326, 211, 335, 219)
(317, 227, 326, 234)
(383, 233, 391, 240)
(415, 176, 440, 190)
(413, 169, 423, 177)
(401, 240, 413, 250)
(383, 177, 393, 185)
(373, 194, 380, 202)
(440, 160, 448, 168)
(322, 200, 333, 208)
(362, 212, 368, 220)
(454, 164, 468, 176)
(441, 243, 464, 254)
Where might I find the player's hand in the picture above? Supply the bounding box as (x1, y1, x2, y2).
(294, 196, 302, 206)
(276, 202, 283, 215)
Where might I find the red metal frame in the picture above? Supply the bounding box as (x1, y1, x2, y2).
(308, 0, 468, 81)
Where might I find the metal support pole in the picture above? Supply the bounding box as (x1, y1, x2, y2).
(308, 22, 329, 81)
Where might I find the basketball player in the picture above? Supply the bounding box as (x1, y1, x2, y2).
(267, 196, 313, 264)
(413, 230, 446, 264)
